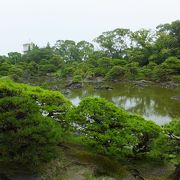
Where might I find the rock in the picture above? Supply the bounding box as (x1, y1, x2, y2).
(51, 85, 59, 90)
(63, 89, 71, 95)
(132, 80, 153, 87)
(94, 86, 113, 90)
(129, 168, 145, 180)
(96, 77, 105, 83)
(160, 81, 179, 89)
(66, 82, 82, 89)
(171, 96, 180, 100)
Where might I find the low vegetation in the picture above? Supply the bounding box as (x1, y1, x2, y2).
(0, 79, 179, 179)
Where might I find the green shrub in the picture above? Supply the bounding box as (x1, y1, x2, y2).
(67, 97, 161, 159)
(73, 75, 82, 83)
(125, 62, 139, 80)
(149, 119, 180, 164)
(0, 62, 12, 76)
(38, 64, 57, 74)
(0, 79, 72, 127)
(0, 96, 63, 165)
(105, 66, 126, 80)
(112, 59, 127, 66)
(172, 75, 180, 83)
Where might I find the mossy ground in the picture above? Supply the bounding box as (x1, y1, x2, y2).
(39, 142, 174, 180)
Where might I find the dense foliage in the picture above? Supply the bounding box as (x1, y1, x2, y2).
(0, 96, 62, 164)
(0, 79, 179, 176)
(67, 97, 161, 159)
(0, 78, 72, 126)
(0, 20, 180, 83)
(0, 79, 72, 165)
(150, 119, 180, 164)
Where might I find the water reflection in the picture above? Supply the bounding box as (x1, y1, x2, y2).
(66, 82, 180, 125)
(71, 97, 81, 106)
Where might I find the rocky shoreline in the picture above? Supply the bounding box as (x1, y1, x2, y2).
(64, 78, 180, 90)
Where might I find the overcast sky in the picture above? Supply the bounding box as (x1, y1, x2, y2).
(0, 0, 179, 55)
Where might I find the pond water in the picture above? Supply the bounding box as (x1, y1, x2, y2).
(64, 82, 180, 125)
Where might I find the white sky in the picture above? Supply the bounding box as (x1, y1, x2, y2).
(0, 0, 180, 55)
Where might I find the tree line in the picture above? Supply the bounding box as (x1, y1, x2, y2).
(0, 20, 180, 83)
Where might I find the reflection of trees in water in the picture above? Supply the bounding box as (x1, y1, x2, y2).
(67, 82, 180, 122)
(112, 96, 157, 118)
(110, 84, 180, 120)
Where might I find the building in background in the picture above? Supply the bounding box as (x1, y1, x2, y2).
(23, 43, 34, 53)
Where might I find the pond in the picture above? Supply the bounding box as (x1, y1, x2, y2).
(64, 82, 180, 125)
